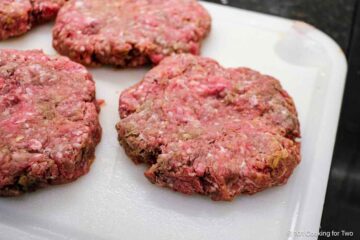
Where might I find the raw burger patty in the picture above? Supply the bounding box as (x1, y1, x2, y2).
(0, 0, 66, 40)
(116, 54, 301, 201)
(53, 0, 211, 67)
(0, 49, 102, 196)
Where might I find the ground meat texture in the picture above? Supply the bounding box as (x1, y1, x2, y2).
(116, 54, 301, 201)
(0, 49, 102, 196)
(52, 0, 211, 67)
(0, 0, 66, 40)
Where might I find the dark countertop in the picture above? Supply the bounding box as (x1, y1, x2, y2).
(204, 0, 360, 238)
(206, 0, 356, 52)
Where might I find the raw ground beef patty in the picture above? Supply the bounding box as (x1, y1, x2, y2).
(0, 0, 66, 40)
(53, 0, 211, 67)
(116, 54, 301, 201)
(0, 49, 101, 196)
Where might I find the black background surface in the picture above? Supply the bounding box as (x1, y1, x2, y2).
(203, 0, 360, 239)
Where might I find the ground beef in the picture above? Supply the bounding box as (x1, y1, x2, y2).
(0, 0, 66, 40)
(52, 0, 211, 67)
(0, 49, 102, 196)
(116, 54, 301, 201)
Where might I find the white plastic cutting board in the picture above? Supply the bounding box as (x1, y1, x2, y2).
(0, 2, 347, 240)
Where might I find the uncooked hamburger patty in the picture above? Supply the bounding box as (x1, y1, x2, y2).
(53, 0, 211, 67)
(0, 49, 101, 196)
(0, 0, 66, 40)
(116, 54, 301, 201)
